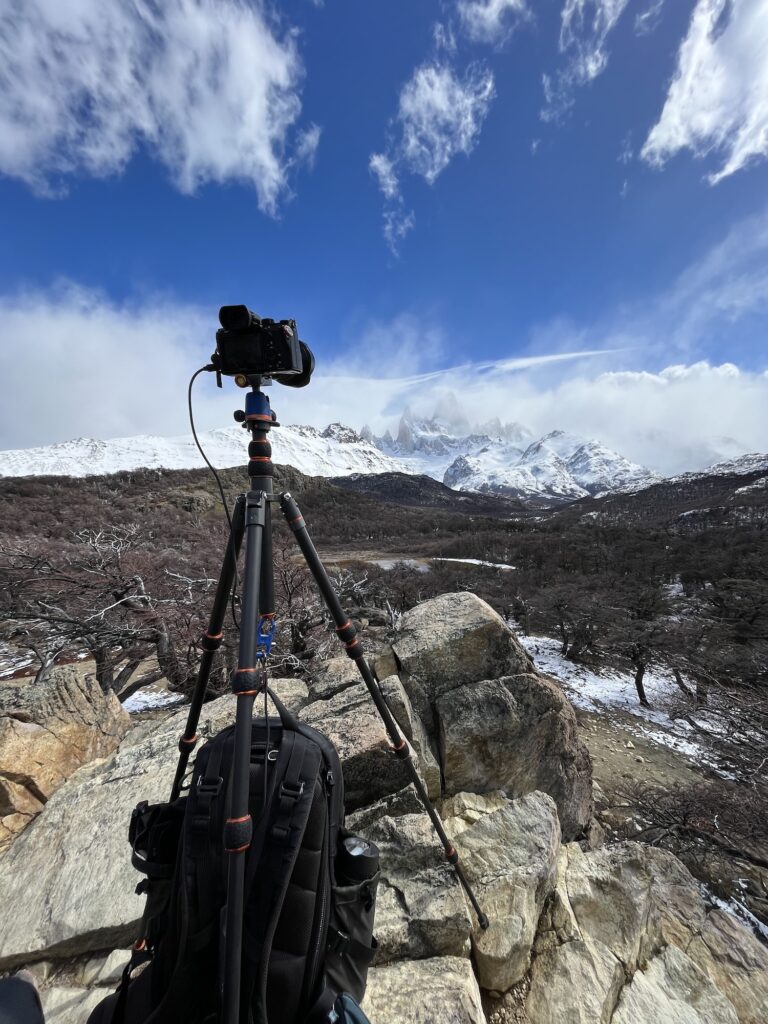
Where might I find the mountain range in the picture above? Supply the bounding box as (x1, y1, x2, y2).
(0, 410, 763, 505)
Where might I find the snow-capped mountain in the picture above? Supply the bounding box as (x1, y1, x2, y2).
(6, 409, 741, 506)
(374, 409, 532, 478)
(442, 430, 657, 500)
(0, 424, 407, 480)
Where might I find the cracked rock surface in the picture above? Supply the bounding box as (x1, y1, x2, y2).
(0, 666, 130, 849)
(527, 841, 768, 1024)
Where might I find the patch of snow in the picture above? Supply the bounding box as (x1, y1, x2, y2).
(123, 686, 185, 713)
(735, 475, 768, 495)
(432, 557, 516, 570)
(701, 885, 768, 943)
(516, 634, 731, 775)
(370, 558, 430, 572)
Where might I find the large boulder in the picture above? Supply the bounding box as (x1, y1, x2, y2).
(378, 675, 441, 799)
(440, 790, 508, 836)
(527, 841, 768, 1024)
(362, 956, 485, 1024)
(307, 657, 361, 702)
(0, 666, 131, 849)
(300, 681, 434, 809)
(346, 786, 425, 834)
(456, 792, 561, 992)
(527, 936, 624, 1024)
(0, 688, 306, 969)
(376, 592, 532, 721)
(365, 812, 472, 963)
(437, 674, 592, 839)
(612, 945, 739, 1024)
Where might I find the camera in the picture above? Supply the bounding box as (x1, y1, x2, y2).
(213, 305, 315, 388)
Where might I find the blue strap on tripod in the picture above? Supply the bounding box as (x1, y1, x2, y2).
(256, 616, 277, 660)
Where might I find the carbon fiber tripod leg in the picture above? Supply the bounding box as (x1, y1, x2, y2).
(170, 495, 246, 802)
(279, 492, 489, 930)
(223, 490, 269, 1024)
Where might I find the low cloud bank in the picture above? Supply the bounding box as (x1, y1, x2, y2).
(0, 287, 764, 477)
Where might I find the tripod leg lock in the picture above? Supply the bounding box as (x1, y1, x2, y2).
(281, 493, 305, 532)
(200, 631, 223, 653)
(231, 666, 267, 695)
(335, 619, 356, 645)
(178, 733, 198, 753)
(391, 738, 410, 761)
(224, 814, 252, 853)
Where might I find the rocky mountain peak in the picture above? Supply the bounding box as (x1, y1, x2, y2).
(320, 422, 362, 444)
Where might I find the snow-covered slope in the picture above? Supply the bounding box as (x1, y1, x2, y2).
(0, 423, 408, 479)
(705, 453, 768, 477)
(0, 412, 710, 506)
(443, 430, 657, 500)
(665, 453, 768, 488)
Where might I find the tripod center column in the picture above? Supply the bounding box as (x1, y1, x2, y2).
(245, 388, 275, 495)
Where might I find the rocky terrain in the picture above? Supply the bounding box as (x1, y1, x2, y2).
(1, 593, 766, 1023)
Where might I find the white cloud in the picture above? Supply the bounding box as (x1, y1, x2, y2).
(542, 0, 630, 120)
(382, 207, 416, 254)
(370, 60, 495, 252)
(0, 0, 314, 211)
(369, 153, 400, 200)
(398, 62, 496, 184)
(457, 0, 530, 45)
(642, 0, 768, 184)
(278, 357, 768, 476)
(0, 285, 213, 449)
(433, 21, 458, 53)
(634, 0, 666, 35)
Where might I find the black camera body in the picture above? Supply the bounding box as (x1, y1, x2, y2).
(213, 305, 314, 387)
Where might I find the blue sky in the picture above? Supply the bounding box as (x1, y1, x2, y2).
(1, 0, 767, 473)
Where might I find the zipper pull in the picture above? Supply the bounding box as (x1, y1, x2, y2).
(326, 770, 335, 788)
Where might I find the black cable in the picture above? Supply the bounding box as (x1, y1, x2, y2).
(263, 683, 269, 815)
(187, 367, 240, 630)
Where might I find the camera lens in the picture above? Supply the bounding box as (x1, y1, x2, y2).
(219, 305, 260, 331)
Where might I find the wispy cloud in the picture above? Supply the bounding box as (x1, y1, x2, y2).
(0, 0, 316, 211)
(642, 0, 768, 184)
(634, 0, 666, 35)
(457, 0, 530, 45)
(398, 63, 496, 183)
(369, 154, 400, 200)
(542, 0, 630, 121)
(370, 61, 495, 252)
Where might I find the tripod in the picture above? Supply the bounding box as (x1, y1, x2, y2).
(169, 379, 488, 1024)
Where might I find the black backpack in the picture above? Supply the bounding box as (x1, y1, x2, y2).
(88, 694, 379, 1024)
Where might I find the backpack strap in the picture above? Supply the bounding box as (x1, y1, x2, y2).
(243, 733, 322, 1020)
(267, 686, 301, 731)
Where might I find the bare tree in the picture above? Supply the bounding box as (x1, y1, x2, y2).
(0, 527, 215, 700)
